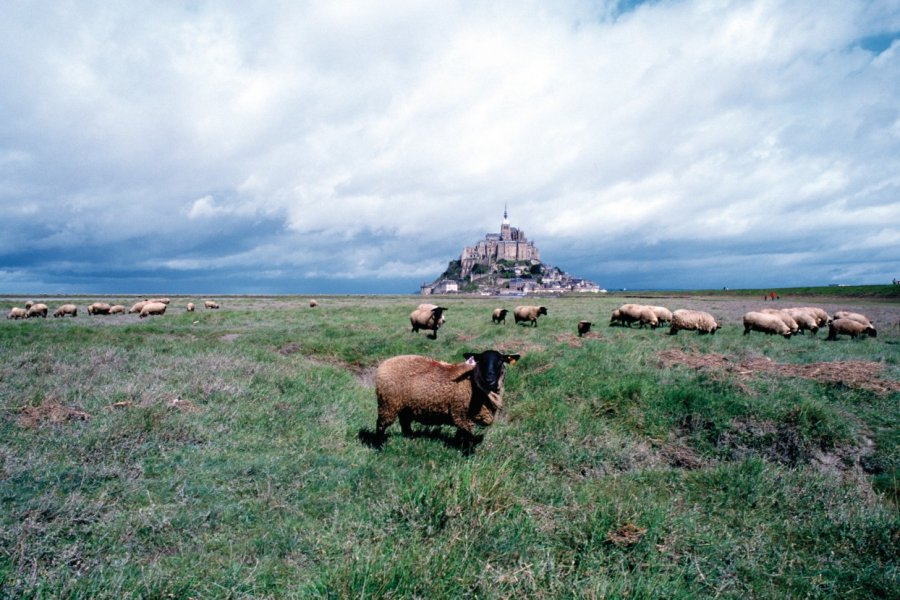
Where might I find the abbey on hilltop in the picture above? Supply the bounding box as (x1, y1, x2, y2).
(420, 207, 602, 295)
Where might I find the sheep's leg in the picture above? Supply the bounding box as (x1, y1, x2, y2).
(398, 411, 413, 436)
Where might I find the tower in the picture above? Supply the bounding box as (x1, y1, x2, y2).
(500, 204, 511, 241)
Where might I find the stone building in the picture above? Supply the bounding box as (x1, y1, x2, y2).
(460, 208, 540, 277)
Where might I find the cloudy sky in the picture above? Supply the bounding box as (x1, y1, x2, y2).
(1, 1, 898, 294)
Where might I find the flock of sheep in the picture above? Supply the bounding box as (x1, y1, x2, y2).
(6, 298, 221, 320)
(604, 302, 876, 341)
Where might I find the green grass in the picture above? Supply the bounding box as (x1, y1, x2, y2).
(0, 294, 898, 598)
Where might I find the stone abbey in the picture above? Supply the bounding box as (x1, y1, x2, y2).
(459, 207, 540, 278)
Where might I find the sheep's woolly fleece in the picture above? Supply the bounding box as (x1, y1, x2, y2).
(658, 349, 900, 394)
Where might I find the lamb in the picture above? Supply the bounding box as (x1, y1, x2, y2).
(87, 302, 111, 315)
(109, 305, 126, 315)
(374, 350, 520, 443)
(577, 321, 592, 337)
(139, 301, 167, 318)
(410, 305, 447, 339)
(832, 311, 874, 328)
(7, 307, 27, 320)
(760, 309, 799, 335)
(827, 318, 877, 340)
(743, 311, 792, 338)
(204, 300, 220, 309)
(782, 308, 819, 334)
(668, 309, 719, 335)
(514, 305, 548, 327)
(26, 303, 48, 318)
(492, 308, 508, 324)
(186, 302, 195, 312)
(53, 304, 78, 318)
(129, 301, 148, 314)
(609, 304, 657, 328)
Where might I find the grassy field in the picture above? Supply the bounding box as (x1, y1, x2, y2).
(1, 293, 898, 598)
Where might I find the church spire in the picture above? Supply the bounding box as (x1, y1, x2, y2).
(502, 203, 509, 226)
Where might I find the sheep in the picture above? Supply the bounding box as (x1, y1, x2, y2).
(374, 350, 520, 442)
(109, 305, 126, 315)
(647, 306, 673, 326)
(609, 304, 657, 328)
(577, 321, 592, 337)
(53, 304, 78, 318)
(782, 308, 820, 334)
(760, 309, 799, 335)
(26, 303, 48, 318)
(24, 301, 34, 310)
(514, 305, 548, 327)
(309, 299, 319, 308)
(668, 309, 719, 335)
(492, 308, 508, 324)
(148, 298, 171, 305)
(139, 301, 167, 318)
(743, 311, 792, 338)
(7, 307, 27, 320)
(827, 318, 877, 340)
(128, 301, 148, 314)
(204, 300, 220, 309)
(410, 306, 447, 339)
(795, 307, 829, 328)
(832, 311, 874, 328)
(87, 302, 111, 315)
(186, 302, 195, 312)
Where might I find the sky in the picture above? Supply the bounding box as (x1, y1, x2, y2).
(1, 0, 899, 295)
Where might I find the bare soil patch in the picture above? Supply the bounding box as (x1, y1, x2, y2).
(17, 398, 91, 428)
(658, 348, 900, 393)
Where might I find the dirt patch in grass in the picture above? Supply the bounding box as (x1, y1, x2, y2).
(658, 349, 900, 393)
(17, 398, 91, 428)
(607, 523, 648, 547)
(219, 333, 241, 343)
(278, 342, 302, 355)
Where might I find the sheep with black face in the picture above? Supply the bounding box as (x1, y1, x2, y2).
(374, 350, 520, 443)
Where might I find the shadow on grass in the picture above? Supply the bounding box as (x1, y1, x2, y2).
(357, 427, 484, 456)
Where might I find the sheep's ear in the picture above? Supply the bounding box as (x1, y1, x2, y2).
(505, 354, 521, 365)
(463, 352, 479, 365)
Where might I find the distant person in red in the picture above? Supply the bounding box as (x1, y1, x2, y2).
(770, 291, 778, 301)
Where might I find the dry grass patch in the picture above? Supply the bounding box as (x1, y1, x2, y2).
(17, 398, 91, 428)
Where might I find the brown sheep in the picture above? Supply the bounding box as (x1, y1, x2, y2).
(26, 303, 48, 318)
(743, 312, 792, 338)
(204, 300, 220, 309)
(514, 305, 547, 327)
(139, 301, 167, 318)
(577, 321, 592, 337)
(309, 299, 319, 308)
(53, 304, 78, 318)
(186, 302, 195, 312)
(7, 307, 27, 320)
(108, 305, 126, 315)
(668, 309, 719, 335)
(492, 308, 508, 324)
(374, 350, 520, 443)
(827, 318, 877, 340)
(410, 306, 447, 339)
(832, 311, 874, 328)
(87, 302, 111, 315)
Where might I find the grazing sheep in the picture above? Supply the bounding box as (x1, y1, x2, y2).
(309, 299, 319, 308)
(782, 308, 820, 334)
(577, 321, 592, 337)
(109, 305, 126, 315)
(24, 301, 34, 310)
(668, 309, 719, 335)
(795, 307, 829, 328)
(514, 305, 548, 327)
(410, 306, 447, 339)
(760, 309, 799, 335)
(204, 300, 220, 309)
(139, 301, 167, 318)
(743, 311, 792, 338)
(374, 350, 520, 442)
(609, 304, 657, 328)
(186, 302, 195, 312)
(53, 304, 78, 318)
(148, 298, 171, 305)
(827, 318, 877, 340)
(87, 302, 111, 315)
(26, 303, 48, 318)
(492, 308, 508, 324)
(7, 307, 27, 320)
(647, 306, 673, 326)
(832, 311, 874, 328)
(129, 301, 148, 314)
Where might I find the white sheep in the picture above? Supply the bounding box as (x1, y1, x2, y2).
(410, 306, 447, 339)
(7, 307, 27, 320)
(668, 309, 719, 335)
(139, 301, 167, 318)
(743, 311, 792, 338)
(514, 305, 548, 327)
